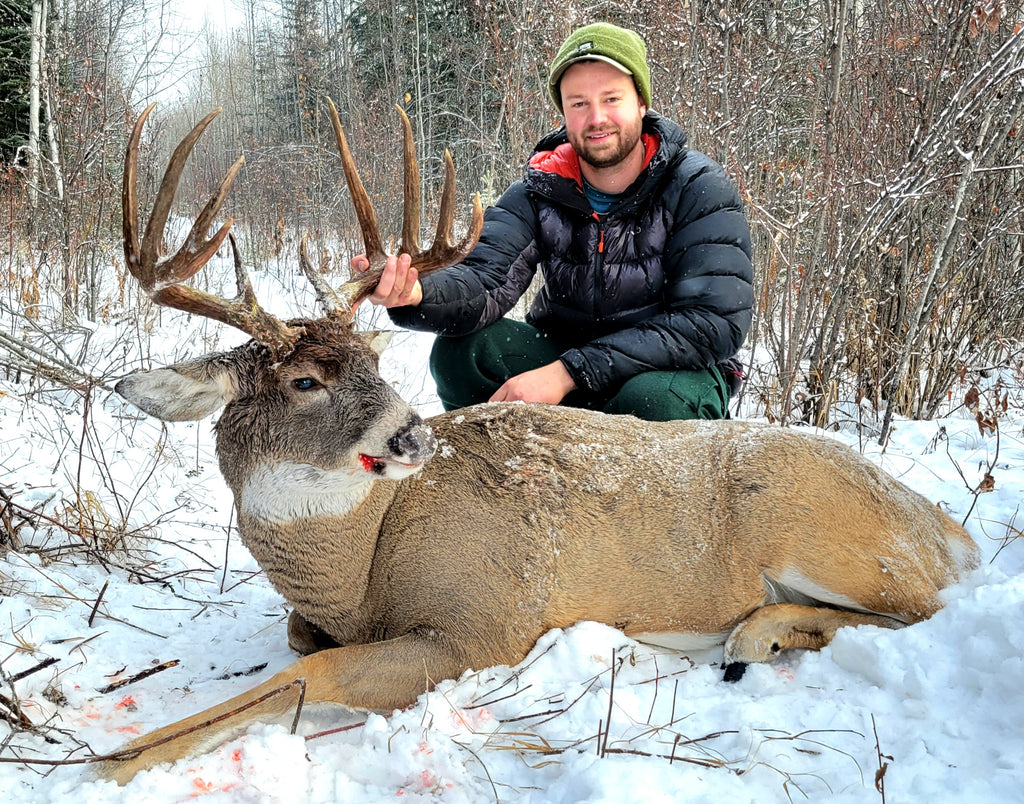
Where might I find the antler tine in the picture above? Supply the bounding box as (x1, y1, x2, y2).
(169, 152, 245, 284)
(422, 149, 484, 272)
(433, 150, 458, 251)
(397, 105, 421, 257)
(138, 107, 232, 283)
(123, 103, 155, 286)
(299, 234, 344, 315)
(123, 105, 303, 357)
(326, 98, 387, 267)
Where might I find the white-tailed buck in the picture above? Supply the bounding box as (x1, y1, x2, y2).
(106, 101, 979, 784)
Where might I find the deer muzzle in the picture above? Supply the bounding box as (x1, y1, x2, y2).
(359, 417, 438, 479)
(388, 418, 437, 465)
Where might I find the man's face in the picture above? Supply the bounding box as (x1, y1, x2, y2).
(560, 60, 646, 171)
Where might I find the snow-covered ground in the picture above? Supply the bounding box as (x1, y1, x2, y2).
(1, 257, 1021, 803)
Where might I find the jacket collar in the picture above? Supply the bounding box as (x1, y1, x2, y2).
(528, 133, 660, 185)
(524, 112, 687, 214)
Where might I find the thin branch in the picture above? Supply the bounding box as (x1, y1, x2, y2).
(0, 679, 307, 768)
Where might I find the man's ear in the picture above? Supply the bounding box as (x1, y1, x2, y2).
(360, 330, 394, 356)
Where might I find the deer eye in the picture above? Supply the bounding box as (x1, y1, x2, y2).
(292, 377, 319, 391)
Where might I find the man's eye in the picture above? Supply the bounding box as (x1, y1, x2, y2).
(293, 377, 318, 391)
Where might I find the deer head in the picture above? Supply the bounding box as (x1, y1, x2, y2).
(115, 100, 483, 498)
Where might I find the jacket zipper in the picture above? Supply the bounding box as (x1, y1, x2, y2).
(593, 212, 605, 319)
(592, 212, 605, 254)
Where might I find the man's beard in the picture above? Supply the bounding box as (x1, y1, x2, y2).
(571, 117, 643, 169)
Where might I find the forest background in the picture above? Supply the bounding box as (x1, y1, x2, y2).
(0, 2, 1022, 799)
(1, 0, 1022, 434)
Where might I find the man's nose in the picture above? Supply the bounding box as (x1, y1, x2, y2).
(586, 104, 608, 127)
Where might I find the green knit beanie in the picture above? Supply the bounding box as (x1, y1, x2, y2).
(548, 23, 651, 113)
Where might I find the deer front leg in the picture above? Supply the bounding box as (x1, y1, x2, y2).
(97, 633, 466, 786)
(287, 610, 342, 655)
(722, 603, 902, 681)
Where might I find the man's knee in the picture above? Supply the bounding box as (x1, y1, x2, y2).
(429, 333, 491, 411)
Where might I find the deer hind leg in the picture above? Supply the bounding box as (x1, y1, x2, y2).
(722, 603, 902, 682)
(97, 632, 467, 786)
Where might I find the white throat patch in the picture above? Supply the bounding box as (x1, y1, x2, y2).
(241, 461, 373, 524)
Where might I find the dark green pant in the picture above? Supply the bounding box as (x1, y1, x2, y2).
(429, 319, 730, 421)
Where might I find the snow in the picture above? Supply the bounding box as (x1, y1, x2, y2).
(1, 256, 1022, 803)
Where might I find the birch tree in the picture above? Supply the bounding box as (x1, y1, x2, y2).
(26, 0, 42, 207)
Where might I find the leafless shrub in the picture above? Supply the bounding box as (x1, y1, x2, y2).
(2, 0, 1022, 435)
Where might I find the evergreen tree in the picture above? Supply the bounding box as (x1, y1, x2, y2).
(0, 0, 32, 163)
(345, 0, 491, 184)
(275, 0, 330, 143)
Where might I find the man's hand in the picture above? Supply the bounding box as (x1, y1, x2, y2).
(490, 361, 577, 405)
(350, 253, 423, 308)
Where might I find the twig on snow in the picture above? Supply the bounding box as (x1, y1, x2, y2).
(96, 660, 180, 694)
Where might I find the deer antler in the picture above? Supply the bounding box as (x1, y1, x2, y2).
(323, 99, 484, 316)
(123, 104, 303, 357)
(298, 233, 338, 316)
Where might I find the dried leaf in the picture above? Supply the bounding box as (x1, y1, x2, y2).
(874, 761, 889, 793)
(964, 386, 980, 411)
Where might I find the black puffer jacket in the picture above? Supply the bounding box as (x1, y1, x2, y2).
(389, 112, 753, 396)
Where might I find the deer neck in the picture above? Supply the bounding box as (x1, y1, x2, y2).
(230, 461, 400, 637)
(238, 460, 379, 523)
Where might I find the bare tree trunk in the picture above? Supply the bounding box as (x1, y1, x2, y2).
(41, 0, 62, 204)
(825, 0, 849, 154)
(27, 0, 44, 209)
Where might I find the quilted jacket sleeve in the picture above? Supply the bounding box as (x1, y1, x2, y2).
(559, 152, 753, 395)
(387, 181, 541, 336)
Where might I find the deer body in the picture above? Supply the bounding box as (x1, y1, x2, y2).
(103, 102, 979, 784)
(235, 403, 976, 663)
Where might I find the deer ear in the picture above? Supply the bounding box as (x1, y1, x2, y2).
(115, 355, 239, 422)
(359, 330, 393, 357)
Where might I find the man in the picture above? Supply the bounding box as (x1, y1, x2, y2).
(355, 22, 753, 421)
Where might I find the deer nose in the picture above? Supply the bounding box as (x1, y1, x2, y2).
(387, 419, 437, 464)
